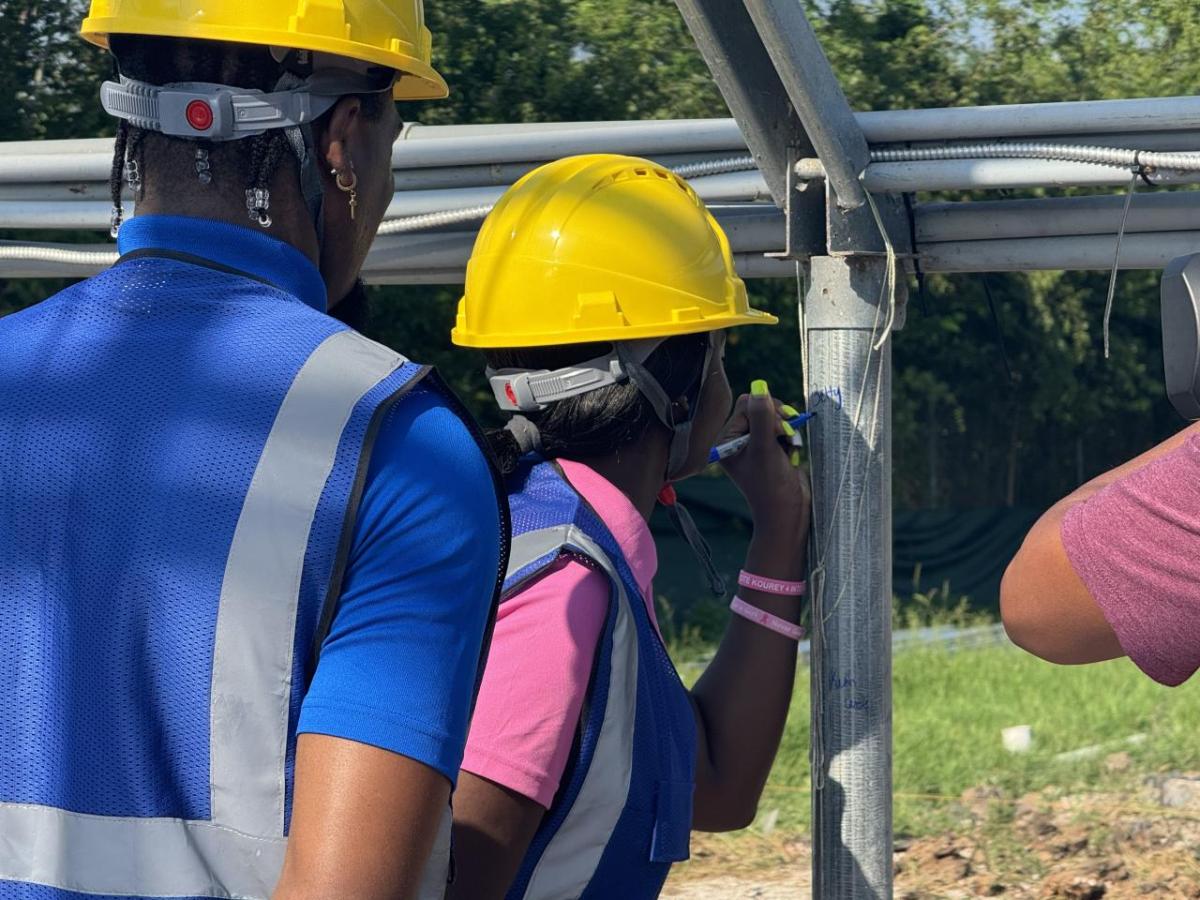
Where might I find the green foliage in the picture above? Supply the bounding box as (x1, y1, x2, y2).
(0, 1, 110, 141)
(0, 2, 110, 317)
(747, 641, 1200, 838)
(893, 565, 989, 631)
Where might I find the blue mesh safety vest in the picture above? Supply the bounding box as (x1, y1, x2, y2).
(501, 460, 697, 900)
(0, 244, 485, 898)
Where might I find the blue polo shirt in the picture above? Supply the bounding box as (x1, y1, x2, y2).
(115, 216, 502, 785)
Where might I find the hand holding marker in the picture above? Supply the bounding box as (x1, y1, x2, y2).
(709, 380, 813, 466)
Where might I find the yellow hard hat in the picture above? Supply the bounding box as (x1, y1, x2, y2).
(452, 154, 777, 349)
(80, 0, 448, 101)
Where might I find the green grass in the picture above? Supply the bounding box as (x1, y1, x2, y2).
(711, 639, 1200, 838)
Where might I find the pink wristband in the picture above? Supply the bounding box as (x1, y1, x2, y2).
(738, 570, 807, 597)
(730, 596, 805, 641)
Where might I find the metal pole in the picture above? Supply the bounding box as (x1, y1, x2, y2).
(806, 255, 895, 900)
(672, 0, 812, 206)
(741, 0, 870, 209)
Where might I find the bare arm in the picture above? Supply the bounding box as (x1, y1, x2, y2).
(1001, 421, 1200, 665)
(690, 388, 811, 832)
(274, 735, 451, 900)
(446, 773, 544, 900)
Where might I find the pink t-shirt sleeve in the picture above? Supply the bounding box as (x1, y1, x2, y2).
(460, 558, 610, 808)
(1061, 432, 1200, 686)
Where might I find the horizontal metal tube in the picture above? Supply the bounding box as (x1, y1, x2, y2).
(916, 192, 1200, 243)
(0, 182, 125, 202)
(0, 153, 113, 183)
(857, 95, 1200, 143)
(859, 158, 1200, 192)
(9, 99, 1200, 183)
(363, 250, 793, 284)
(401, 96, 1200, 150)
(336, 169, 772, 225)
(391, 118, 746, 169)
(0, 200, 135, 228)
(390, 152, 733, 192)
(3, 172, 773, 230)
(369, 208, 785, 268)
(874, 130, 1200, 153)
(919, 231, 1200, 272)
(7, 231, 1194, 278)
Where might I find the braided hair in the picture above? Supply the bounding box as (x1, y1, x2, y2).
(485, 334, 710, 477)
(106, 34, 388, 227)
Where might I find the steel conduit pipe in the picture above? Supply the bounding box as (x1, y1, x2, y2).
(919, 231, 1200, 272)
(854, 159, 1200, 193)
(915, 192, 1200, 243)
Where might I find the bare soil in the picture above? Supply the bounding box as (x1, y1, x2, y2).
(663, 776, 1200, 898)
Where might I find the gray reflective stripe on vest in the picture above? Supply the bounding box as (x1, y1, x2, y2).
(506, 526, 640, 900)
(0, 330, 422, 899)
(0, 803, 285, 899)
(211, 330, 405, 837)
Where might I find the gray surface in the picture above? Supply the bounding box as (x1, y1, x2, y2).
(806, 257, 894, 900)
(1160, 253, 1200, 420)
(916, 192, 1200, 243)
(742, 0, 870, 210)
(919, 231, 1200, 273)
(673, 0, 812, 206)
(857, 94, 1200, 143)
(858, 157, 1200, 192)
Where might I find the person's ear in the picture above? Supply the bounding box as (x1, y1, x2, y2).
(320, 96, 364, 175)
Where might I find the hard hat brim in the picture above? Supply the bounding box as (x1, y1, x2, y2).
(81, 18, 450, 101)
(452, 306, 779, 349)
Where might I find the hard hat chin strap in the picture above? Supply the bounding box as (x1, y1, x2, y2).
(274, 70, 328, 248)
(615, 340, 703, 482)
(618, 334, 726, 596)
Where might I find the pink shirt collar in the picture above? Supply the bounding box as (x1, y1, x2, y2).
(555, 458, 658, 599)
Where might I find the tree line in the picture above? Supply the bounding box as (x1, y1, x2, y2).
(1, 0, 1191, 510)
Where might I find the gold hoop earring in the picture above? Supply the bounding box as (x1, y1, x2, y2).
(334, 168, 358, 221)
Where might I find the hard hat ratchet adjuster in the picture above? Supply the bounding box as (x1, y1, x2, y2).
(486, 339, 664, 413)
(100, 77, 338, 141)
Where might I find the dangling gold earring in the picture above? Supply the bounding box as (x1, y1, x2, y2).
(333, 167, 358, 221)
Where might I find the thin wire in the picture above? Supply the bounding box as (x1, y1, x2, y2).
(1103, 170, 1139, 359)
(863, 188, 899, 352)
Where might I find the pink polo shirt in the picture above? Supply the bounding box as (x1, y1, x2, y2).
(461, 459, 660, 809)
(1062, 430, 1200, 686)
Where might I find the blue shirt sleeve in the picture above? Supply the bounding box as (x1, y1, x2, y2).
(297, 382, 502, 784)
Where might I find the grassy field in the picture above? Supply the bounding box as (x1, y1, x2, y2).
(711, 638, 1200, 840)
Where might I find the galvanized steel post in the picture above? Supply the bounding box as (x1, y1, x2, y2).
(805, 255, 899, 900)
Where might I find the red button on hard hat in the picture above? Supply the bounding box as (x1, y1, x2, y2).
(504, 383, 518, 406)
(186, 100, 214, 131)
